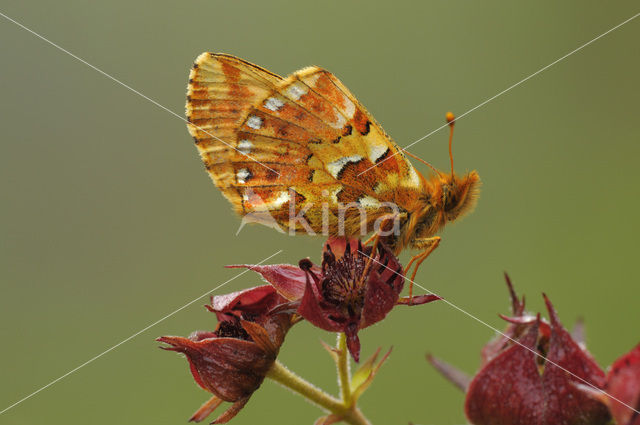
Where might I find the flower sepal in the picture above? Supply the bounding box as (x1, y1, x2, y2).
(349, 347, 392, 403)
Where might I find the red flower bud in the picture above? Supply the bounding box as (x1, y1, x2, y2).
(158, 285, 293, 423)
(230, 238, 440, 362)
(429, 275, 611, 425)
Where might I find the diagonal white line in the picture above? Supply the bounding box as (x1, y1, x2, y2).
(0, 250, 283, 415)
(358, 250, 640, 416)
(358, 11, 640, 176)
(0, 11, 280, 176)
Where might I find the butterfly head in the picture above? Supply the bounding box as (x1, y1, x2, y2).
(439, 112, 480, 223)
(406, 171, 480, 249)
(440, 171, 481, 223)
(405, 113, 480, 246)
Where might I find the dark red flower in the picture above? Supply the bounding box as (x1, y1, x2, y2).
(157, 285, 293, 423)
(229, 238, 440, 362)
(428, 275, 611, 425)
(602, 343, 640, 425)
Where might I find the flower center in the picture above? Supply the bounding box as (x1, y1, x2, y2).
(320, 243, 370, 316)
(215, 319, 251, 341)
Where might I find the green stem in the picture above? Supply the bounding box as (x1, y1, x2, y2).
(267, 360, 343, 412)
(336, 333, 353, 406)
(267, 360, 371, 425)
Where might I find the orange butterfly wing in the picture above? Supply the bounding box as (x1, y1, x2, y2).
(186, 53, 427, 236)
(186, 53, 285, 210)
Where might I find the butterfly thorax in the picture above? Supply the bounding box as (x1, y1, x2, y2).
(390, 170, 480, 254)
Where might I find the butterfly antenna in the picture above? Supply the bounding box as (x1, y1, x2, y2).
(404, 150, 442, 178)
(446, 112, 455, 178)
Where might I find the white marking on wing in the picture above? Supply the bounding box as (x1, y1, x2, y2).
(368, 145, 388, 163)
(328, 186, 342, 203)
(357, 195, 381, 209)
(264, 97, 285, 111)
(236, 168, 250, 184)
(246, 115, 262, 130)
(327, 155, 364, 178)
(287, 82, 308, 100)
(269, 191, 292, 208)
(328, 107, 347, 129)
(342, 94, 355, 118)
(237, 139, 253, 154)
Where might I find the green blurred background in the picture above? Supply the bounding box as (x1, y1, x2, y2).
(1, 1, 639, 424)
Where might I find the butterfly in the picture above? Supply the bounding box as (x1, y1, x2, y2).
(185, 53, 480, 286)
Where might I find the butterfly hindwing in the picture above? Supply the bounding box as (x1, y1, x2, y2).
(187, 54, 425, 235)
(186, 53, 284, 211)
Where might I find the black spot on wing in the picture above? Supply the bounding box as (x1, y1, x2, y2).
(290, 189, 307, 204)
(336, 158, 364, 180)
(333, 125, 353, 144)
(375, 148, 391, 164)
(360, 121, 371, 136)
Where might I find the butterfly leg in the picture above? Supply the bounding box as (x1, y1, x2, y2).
(404, 237, 441, 302)
(362, 216, 392, 247)
(359, 224, 387, 285)
(363, 232, 378, 246)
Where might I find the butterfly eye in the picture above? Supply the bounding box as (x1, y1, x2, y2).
(445, 197, 457, 212)
(443, 185, 459, 212)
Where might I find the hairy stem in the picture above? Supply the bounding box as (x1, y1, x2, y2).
(267, 360, 343, 412)
(337, 332, 353, 406)
(267, 360, 371, 425)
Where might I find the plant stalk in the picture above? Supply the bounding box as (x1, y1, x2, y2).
(267, 360, 371, 425)
(336, 332, 353, 406)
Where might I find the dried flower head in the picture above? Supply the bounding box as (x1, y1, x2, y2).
(157, 285, 293, 423)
